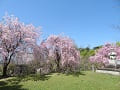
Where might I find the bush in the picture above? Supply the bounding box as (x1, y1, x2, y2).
(0, 65, 2, 75)
(7, 64, 16, 76)
(13, 64, 36, 76)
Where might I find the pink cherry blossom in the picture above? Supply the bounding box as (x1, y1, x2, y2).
(89, 43, 120, 65)
(34, 35, 80, 71)
(0, 14, 41, 76)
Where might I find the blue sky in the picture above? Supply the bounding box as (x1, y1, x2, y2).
(0, 0, 120, 48)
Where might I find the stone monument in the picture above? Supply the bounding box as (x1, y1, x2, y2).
(107, 48, 120, 68)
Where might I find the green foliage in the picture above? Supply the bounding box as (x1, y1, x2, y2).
(7, 64, 16, 76)
(7, 64, 36, 76)
(80, 47, 95, 58)
(93, 45, 102, 50)
(79, 45, 104, 71)
(79, 47, 95, 70)
(116, 42, 120, 46)
(0, 65, 2, 75)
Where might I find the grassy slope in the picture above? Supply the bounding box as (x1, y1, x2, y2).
(0, 71, 120, 90)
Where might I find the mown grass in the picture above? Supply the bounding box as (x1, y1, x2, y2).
(0, 71, 120, 90)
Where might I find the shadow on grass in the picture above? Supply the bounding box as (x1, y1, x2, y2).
(0, 72, 85, 90)
(0, 75, 9, 79)
(0, 78, 27, 90)
(0, 84, 26, 90)
(65, 72, 86, 77)
(0, 74, 52, 90)
(22, 74, 52, 81)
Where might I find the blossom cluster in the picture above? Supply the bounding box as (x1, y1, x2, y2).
(89, 43, 120, 65)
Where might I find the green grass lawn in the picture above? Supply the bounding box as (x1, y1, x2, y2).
(0, 71, 120, 90)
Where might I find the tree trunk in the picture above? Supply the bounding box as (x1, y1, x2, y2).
(55, 51, 61, 72)
(56, 63, 60, 72)
(2, 64, 8, 77)
(56, 55, 61, 72)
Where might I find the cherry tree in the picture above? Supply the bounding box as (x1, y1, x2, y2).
(33, 41, 49, 68)
(43, 35, 80, 72)
(89, 43, 120, 66)
(0, 15, 40, 77)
